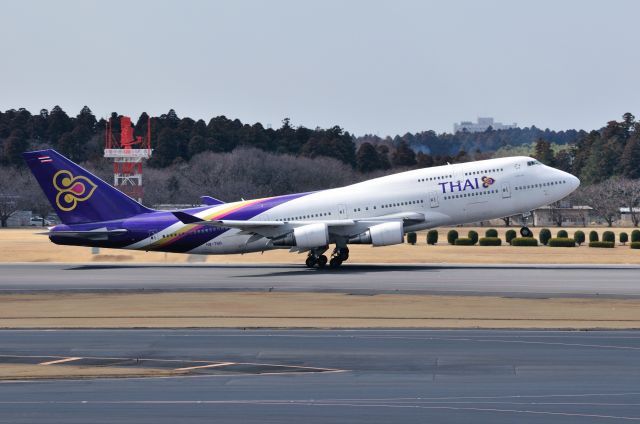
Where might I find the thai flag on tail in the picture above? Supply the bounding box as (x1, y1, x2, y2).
(38, 155, 52, 163)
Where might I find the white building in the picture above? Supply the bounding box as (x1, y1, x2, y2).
(454, 117, 518, 133)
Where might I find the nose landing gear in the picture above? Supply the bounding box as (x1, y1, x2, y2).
(306, 246, 349, 268)
(520, 226, 533, 237)
(519, 211, 534, 238)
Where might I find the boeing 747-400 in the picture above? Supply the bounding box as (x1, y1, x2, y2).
(24, 149, 579, 267)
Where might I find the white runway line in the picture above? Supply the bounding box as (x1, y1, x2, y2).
(38, 357, 82, 365)
(174, 362, 235, 371)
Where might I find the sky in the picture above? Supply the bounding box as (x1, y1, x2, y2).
(1, 0, 639, 136)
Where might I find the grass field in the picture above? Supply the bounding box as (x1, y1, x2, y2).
(1, 227, 637, 264)
(1, 291, 639, 330)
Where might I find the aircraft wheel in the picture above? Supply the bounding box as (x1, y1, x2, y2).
(520, 226, 533, 237)
(329, 257, 343, 268)
(317, 255, 328, 268)
(339, 247, 349, 261)
(305, 256, 317, 268)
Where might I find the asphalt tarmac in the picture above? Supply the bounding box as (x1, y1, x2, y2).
(0, 263, 639, 297)
(1, 329, 640, 423)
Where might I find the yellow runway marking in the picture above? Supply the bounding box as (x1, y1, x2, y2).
(174, 362, 235, 371)
(38, 357, 82, 366)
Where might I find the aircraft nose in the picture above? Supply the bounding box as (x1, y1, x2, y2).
(567, 173, 580, 191)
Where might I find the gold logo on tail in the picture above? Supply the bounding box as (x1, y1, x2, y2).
(53, 170, 97, 211)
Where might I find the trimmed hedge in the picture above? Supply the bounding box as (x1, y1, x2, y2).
(574, 230, 585, 246)
(479, 237, 502, 246)
(427, 229, 438, 245)
(505, 229, 517, 244)
(447, 230, 459, 245)
(511, 237, 539, 246)
(589, 230, 599, 242)
(468, 230, 479, 245)
(549, 237, 576, 247)
(454, 237, 475, 246)
(602, 231, 615, 243)
(632, 229, 640, 243)
(539, 228, 551, 245)
(620, 232, 629, 245)
(485, 228, 498, 238)
(407, 232, 417, 245)
(589, 241, 615, 248)
(557, 229, 568, 238)
(631, 242, 640, 249)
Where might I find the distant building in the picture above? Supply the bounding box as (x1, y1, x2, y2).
(454, 117, 518, 133)
(619, 207, 640, 226)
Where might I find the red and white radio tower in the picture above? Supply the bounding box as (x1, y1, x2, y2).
(104, 116, 152, 203)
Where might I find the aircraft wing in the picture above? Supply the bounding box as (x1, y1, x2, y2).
(172, 211, 424, 237)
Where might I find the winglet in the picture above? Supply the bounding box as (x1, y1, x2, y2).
(200, 196, 225, 206)
(172, 211, 204, 224)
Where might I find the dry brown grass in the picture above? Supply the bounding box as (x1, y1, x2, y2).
(1, 227, 638, 264)
(1, 291, 639, 329)
(0, 364, 183, 380)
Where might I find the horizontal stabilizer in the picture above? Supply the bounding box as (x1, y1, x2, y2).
(172, 211, 203, 224)
(200, 196, 225, 206)
(40, 228, 128, 241)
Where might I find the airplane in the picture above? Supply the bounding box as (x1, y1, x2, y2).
(23, 149, 579, 268)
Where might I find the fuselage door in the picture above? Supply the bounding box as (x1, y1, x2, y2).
(501, 183, 511, 198)
(337, 203, 348, 219)
(429, 191, 439, 208)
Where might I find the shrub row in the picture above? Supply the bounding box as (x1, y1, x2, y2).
(510, 237, 539, 246)
(454, 237, 475, 246)
(589, 241, 615, 248)
(423, 229, 640, 247)
(479, 237, 501, 246)
(548, 237, 576, 247)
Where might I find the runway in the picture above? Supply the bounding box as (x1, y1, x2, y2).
(0, 263, 639, 297)
(1, 329, 640, 423)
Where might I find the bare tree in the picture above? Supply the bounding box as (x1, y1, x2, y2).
(547, 201, 565, 227)
(0, 167, 31, 227)
(21, 172, 52, 225)
(579, 179, 622, 227)
(617, 178, 640, 227)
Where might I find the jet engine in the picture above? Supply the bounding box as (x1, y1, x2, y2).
(272, 223, 329, 248)
(348, 221, 404, 246)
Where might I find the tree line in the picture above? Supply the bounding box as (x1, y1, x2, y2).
(1, 106, 639, 227)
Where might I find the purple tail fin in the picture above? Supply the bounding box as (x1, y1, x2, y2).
(23, 149, 153, 225)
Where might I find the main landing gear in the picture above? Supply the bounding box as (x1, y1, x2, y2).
(305, 253, 328, 268)
(305, 246, 349, 269)
(329, 247, 349, 268)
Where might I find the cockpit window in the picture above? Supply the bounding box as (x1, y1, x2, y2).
(527, 160, 541, 166)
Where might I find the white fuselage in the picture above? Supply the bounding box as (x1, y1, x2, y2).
(175, 156, 578, 254)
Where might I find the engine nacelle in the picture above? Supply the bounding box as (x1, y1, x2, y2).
(348, 221, 404, 246)
(272, 223, 329, 248)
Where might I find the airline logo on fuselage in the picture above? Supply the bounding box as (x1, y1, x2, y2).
(438, 176, 495, 194)
(53, 170, 97, 211)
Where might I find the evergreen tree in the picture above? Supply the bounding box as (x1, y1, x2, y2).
(391, 141, 416, 167)
(621, 135, 640, 179)
(533, 139, 555, 165)
(356, 142, 383, 173)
